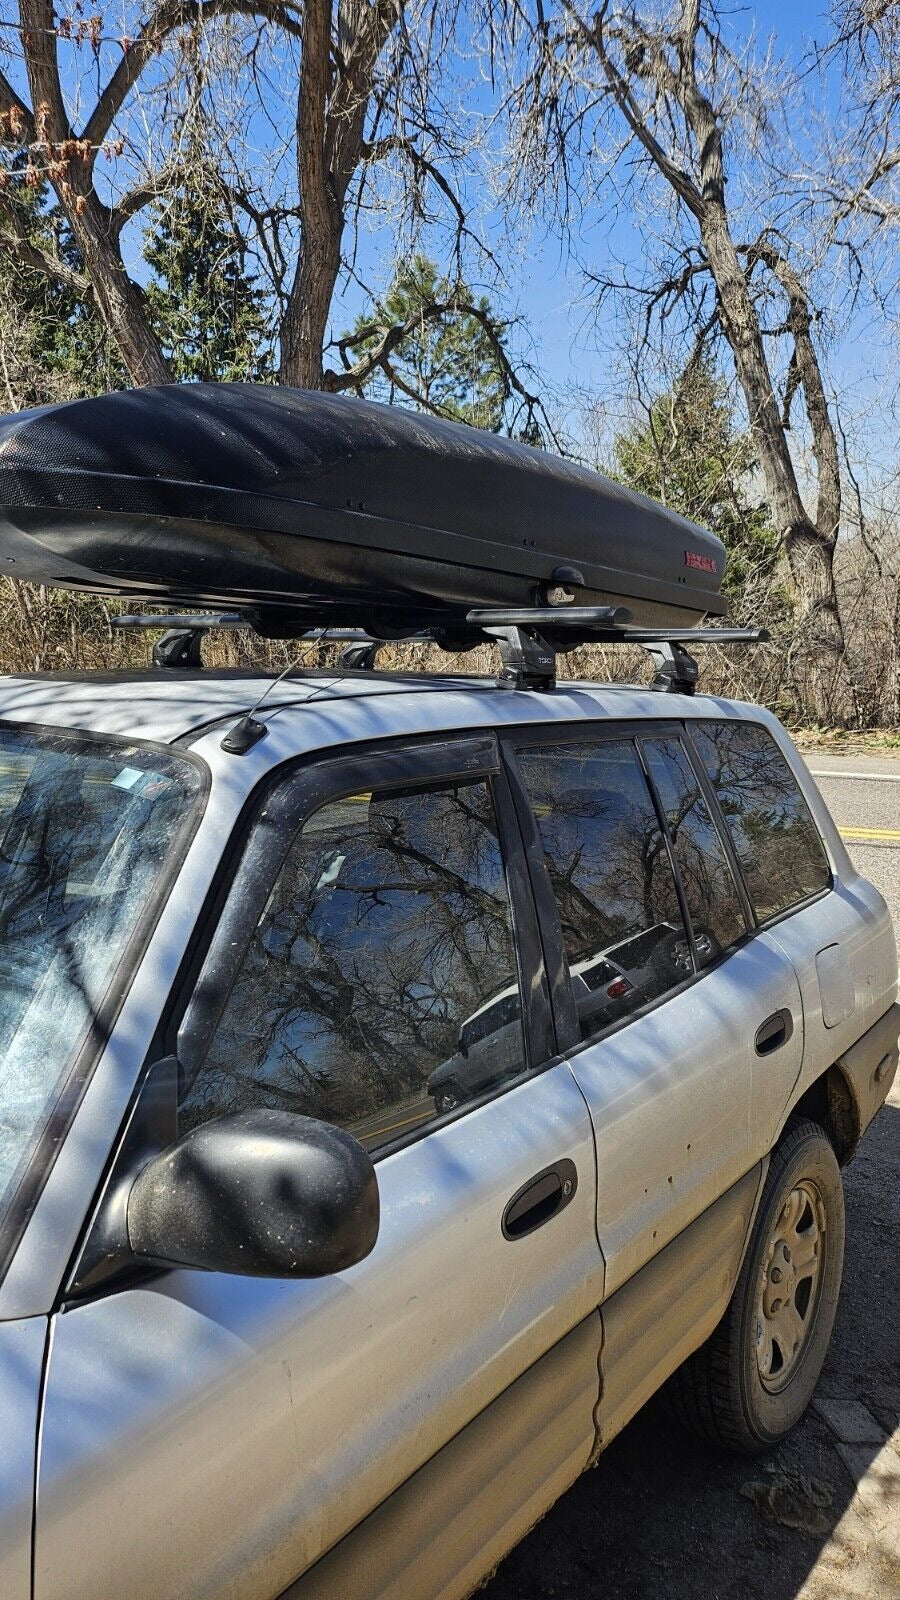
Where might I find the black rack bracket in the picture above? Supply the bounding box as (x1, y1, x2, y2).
(645, 641, 700, 695)
(111, 611, 245, 670)
(470, 606, 633, 692)
(486, 626, 558, 692)
(465, 608, 767, 694)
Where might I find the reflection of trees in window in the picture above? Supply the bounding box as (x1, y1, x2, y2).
(0, 738, 197, 1205)
(691, 724, 830, 920)
(517, 743, 684, 965)
(181, 780, 524, 1139)
(517, 742, 693, 1039)
(642, 738, 746, 960)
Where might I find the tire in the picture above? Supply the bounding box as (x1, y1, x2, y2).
(650, 929, 693, 985)
(666, 1118, 845, 1455)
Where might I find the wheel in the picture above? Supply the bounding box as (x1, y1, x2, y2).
(665, 1118, 845, 1454)
(650, 928, 693, 984)
(434, 1083, 461, 1113)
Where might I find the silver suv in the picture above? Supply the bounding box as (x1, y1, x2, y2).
(0, 668, 896, 1600)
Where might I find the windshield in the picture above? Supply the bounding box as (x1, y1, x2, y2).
(0, 727, 202, 1240)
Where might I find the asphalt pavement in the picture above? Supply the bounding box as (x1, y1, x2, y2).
(807, 753, 900, 946)
(483, 748, 900, 1600)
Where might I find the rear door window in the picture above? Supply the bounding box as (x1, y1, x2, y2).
(690, 721, 831, 922)
(515, 739, 694, 1040)
(640, 735, 748, 965)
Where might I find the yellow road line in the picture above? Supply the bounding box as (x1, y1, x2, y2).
(357, 1107, 432, 1139)
(839, 827, 900, 841)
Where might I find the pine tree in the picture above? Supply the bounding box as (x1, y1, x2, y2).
(612, 360, 778, 600)
(143, 168, 273, 384)
(343, 256, 514, 433)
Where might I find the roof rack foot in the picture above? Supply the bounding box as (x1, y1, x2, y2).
(645, 640, 699, 694)
(339, 640, 380, 671)
(486, 625, 557, 692)
(153, 628, 204, 670)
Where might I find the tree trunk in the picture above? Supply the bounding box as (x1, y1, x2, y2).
(278, 0, 398, 388)
(699, 206, 850, 723)
(279, 215, 343, 388)
(68, 198, 171, 387)
(18, 0, 170, 388)
(582, 5, 855, 724)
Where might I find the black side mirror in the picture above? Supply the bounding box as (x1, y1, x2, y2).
(126, 1109, 379, 1278)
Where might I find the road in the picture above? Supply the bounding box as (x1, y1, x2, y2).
(484, 750, 900, 1600)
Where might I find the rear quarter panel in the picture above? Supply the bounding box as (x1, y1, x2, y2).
(738, 709, 898, 1125)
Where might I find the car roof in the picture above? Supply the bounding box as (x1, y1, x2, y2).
(0, 666, 761, 748)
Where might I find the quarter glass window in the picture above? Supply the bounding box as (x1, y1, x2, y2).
(691, 722, 831, 922)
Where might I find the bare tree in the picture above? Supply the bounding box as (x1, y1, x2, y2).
(0, 1, 504, 394)
(501, 0, 856, 723)
(1, 1, 302, 383)
(821, 0, 900, 233)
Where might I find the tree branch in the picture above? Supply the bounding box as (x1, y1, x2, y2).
(325, 294, 562, 446)
(83, 0, 304, 152)
(563, 2, 705, 219)
(0, 189, 90, 292)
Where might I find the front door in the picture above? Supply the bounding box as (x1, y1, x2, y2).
(35, 737, 603, 1600)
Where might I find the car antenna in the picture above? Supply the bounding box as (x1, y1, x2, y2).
(220, 630, 326, 755)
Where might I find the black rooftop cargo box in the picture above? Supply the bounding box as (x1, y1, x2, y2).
(0, 384, 727, 637)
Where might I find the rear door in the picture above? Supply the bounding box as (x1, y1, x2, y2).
(503, 722, 802, 1307)
(35, 735, 603, 1600)
(686, 717, 888, 1130)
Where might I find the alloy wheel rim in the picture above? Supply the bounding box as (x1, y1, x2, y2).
(755, 1180, 826, 1393)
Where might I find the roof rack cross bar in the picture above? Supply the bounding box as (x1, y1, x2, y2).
(108, 603, 768, 691)
(110, 612, 246, 631)
(111, 611, 247, 671)
(467, 605, 634, 631)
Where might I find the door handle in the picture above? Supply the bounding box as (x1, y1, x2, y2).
(754, 1009, 794, 1055)
(502, 1159, 578, 1240)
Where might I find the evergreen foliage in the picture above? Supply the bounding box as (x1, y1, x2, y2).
(0, 159, 123, 407)
(612, 361, 779, 599)
(143, 168, 274, 384)
(344, 256, 516, 433)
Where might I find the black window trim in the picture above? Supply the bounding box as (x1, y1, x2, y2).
(635, 728, 754, 944)
(632, 734, 705, 972)
(682, 717, 834, 931)
(172, 731, 554, 1164)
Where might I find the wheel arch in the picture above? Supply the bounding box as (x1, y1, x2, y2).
(788, 1064, 859, 1166)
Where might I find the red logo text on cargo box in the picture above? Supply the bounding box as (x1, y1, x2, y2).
(683, 550, 718, 573)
